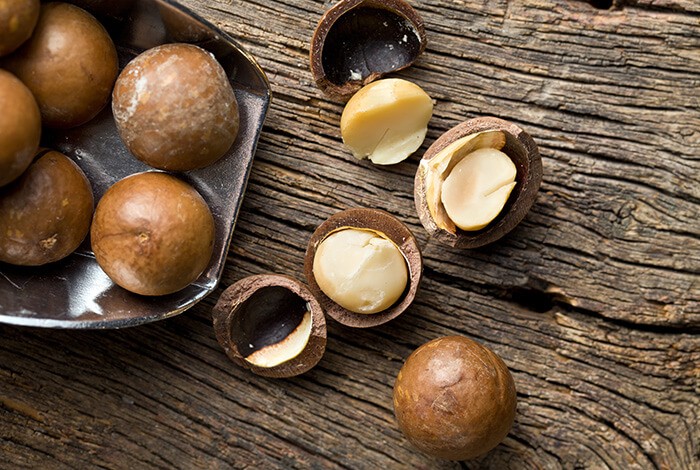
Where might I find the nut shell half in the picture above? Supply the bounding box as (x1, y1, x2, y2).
(310, 0, 426, 100)
(414, 117, 542, 248)
(393, 335, 517, 460)
(305, 207, 422, 328)
(213, 274, 327, 378)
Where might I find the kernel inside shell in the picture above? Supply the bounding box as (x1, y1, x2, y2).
(304, 207, 422, 328)
(414, 117, 542, 248)
(213, 274, 327, 378)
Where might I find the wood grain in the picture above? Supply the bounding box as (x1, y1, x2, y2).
(2, 0, 698, 468)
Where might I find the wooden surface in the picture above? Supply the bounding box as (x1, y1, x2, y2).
(2, 0, 699, 468)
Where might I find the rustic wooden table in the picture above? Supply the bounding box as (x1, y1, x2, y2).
(2, 0, 698, 468)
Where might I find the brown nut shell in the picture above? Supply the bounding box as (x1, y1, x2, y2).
(213, 274, 327, 378)
(414, 117, 542, 248)
(3, 2, 118, 129)
(304, 207, 422, 328)
(393, 335, 517, 461)
(0, 69, 41, 187)
(0, 0, 39, 57)
(112, 43, 240, 171)
(91, 172, 215, 296)
(310, 0, 426, 100)
(0, 150, 94, 266)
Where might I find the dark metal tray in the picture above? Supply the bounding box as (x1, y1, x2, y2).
(0, 0, 271, 328)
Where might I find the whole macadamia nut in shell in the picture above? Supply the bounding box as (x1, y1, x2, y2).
(0, 0, 40, 56)
(3, 2, 118, 129)
(393, 335, 517, 460)
(90, 172, 215, 296)
(0, 70, 41, 187)
(112, 43, 240, 171)
(0, 150, 94, 266)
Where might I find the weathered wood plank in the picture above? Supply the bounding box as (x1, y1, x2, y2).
(1, 0, 699, 468)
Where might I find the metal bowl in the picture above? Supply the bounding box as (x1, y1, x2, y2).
(0, 0, 271, 328)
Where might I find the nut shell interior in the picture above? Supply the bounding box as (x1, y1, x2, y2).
(304, 207, 423, 328)
(414, 117, 542, 248)
(212, 274, 327, 378)
(310, 0, 426, 100)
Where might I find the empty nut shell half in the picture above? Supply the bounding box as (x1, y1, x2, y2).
(213, 274, 327, 378)
(305, 208, 423, 328)
(310, 0, 426, 100)
(414, 117, 542, 249)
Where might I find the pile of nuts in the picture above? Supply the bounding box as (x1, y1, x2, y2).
(213, 0, 543, 462)
(2, 0, 542, 463)
(0, 1, 240, 296)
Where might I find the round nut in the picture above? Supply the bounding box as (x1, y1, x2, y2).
(213, 274, 327, 378)
(112, 43, 240, 171)
(393, 335, 517, 460)
(0, 150, 94, 266)
(310, 0, 426, 100)
(305, 207, 422, 328)
(341, 78, 433, 165)
(414, 116, 542, 248)
(91, 172, 215, 296)
(0, 70, 41, 187)
(0, 0, 39, 57)
(3, 2, 118, 128)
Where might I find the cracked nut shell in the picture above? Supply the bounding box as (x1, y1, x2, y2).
(213, 274, 327, 378)
(310, 0, 426, 100)
(393, 335, 517, 460)
(304, 207, 422, 328)
(414, 117, 542, 248)
(0, 150, 94, 266)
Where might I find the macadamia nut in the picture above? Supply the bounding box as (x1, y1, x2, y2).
(312, 228, 408, 314)
(441, 147, 516, 231)
(340, 78, 433, 165)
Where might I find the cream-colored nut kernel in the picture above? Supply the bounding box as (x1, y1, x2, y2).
(421, 130, 508, 233)
(313, 228, 408, 314)
(245, 310, 313, 368)
(340, 78, 433, 165)
(441, 148, 516, 231)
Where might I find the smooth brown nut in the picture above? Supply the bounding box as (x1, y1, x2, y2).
(0, 70, 41, 187)
(213, 274, 327, 378)
(393, 335, 517, 460)
(112, 43, 240, 171)
(3, 2, 118, 128)
(414, 117, 542, 248)
(91, 172, 215, 296)
(0, 150, 94, 266)
(310, 0, 426, 100)
(0, 0, 39, 56)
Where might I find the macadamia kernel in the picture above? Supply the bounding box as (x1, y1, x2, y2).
(340, 78, 433, 165)
(313, 228, 408, 314)
(245, 310, 313, 368)
(441, 148, 516, 231)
